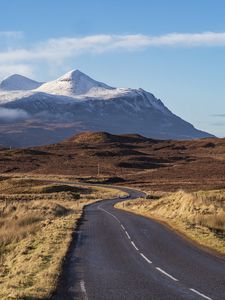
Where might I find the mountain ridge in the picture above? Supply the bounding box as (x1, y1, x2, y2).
(0, 69, 214, 147)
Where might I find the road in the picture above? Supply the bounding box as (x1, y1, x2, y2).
(53, 186, 225, 300)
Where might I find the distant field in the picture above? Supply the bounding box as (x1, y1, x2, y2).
(0, 176, 125, 300)
(116, 189, 225, 256)
(1, 132, 225, 191)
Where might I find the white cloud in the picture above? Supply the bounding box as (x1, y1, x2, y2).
(0, 108, 28, 121)
(0, 64, 34, 79)
(1, 32, 225, 64)
(0, 32, 225, 79)
(149, 32, 225, 47)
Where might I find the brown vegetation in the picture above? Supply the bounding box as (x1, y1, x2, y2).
(0, 131, 225, 191)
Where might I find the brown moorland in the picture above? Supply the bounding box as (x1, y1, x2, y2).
(0, 131, 225, 192)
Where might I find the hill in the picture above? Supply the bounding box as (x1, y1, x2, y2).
(0, 131, 224, 191)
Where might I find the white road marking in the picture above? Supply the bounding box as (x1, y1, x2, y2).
(190, 288, 213, 300)
(131, 241, 139, 251)
(156, 267, 179, 282)
(99, 205, 134, 244)
(97, 199, 216, 300)
(140, 253, 152, 264)
(98, 205, 120, 223)
(125, 231, 131, 240)
(80, 280, 88, 300)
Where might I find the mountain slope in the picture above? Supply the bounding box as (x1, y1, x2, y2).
(0, 69, 214, 147)
(36, 69, 114, 96)
(0, 74, 43, 91)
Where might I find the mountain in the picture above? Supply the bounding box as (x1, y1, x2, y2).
(0, 69, 214, 147)
(36, 69, 113, 96)
(0, 74, 43, 91)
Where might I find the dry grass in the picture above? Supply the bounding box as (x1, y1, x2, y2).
(116, 189, 225, 256)
(197, 213, 225, 232)
(0, 176, 125, 300)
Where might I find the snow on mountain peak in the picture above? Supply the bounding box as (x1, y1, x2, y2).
(0, 74, 43, 91)
(58, 69, 88, 81)
(37, 69, 114, 96)
(0, 69, 214, 145)
(0, 70, 169, 117)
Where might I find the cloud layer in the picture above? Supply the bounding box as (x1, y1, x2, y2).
(2, 32, 225, 63)
(1, 31, 225, 78)
(0, 108, 28, 121)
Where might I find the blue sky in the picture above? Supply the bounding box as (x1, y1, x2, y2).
(0, 0, 225, 136)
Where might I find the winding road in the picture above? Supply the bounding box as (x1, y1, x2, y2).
(53, 187, 225, 300)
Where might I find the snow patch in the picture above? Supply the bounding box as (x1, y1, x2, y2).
(36, 69, 114, 96)
(0, 69, 171, 117)
(0, 74, 43, 91)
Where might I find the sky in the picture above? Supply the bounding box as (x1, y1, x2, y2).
(0, 0, 225, 136)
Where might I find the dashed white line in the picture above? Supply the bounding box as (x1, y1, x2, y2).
(80, 280, 88, 300)
(125, 231, 131, 240)
(190, 288, 213, 300)
(98, 202, 214, 299)
(98, 206, 120, 223)
(140, 253, 152, 264)
(156, 267, 179, 282)
(131, 241, 139, 251)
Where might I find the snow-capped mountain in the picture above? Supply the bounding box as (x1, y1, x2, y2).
(0, 69, 214, 147)
(36, 69, 114, 96)
(0, 74, 43, 91)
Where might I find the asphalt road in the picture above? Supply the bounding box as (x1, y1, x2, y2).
(53, 187, 225, 300)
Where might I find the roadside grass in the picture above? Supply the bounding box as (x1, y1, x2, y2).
(116, 189, 225, 256)
(0, 176, 125, 300)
